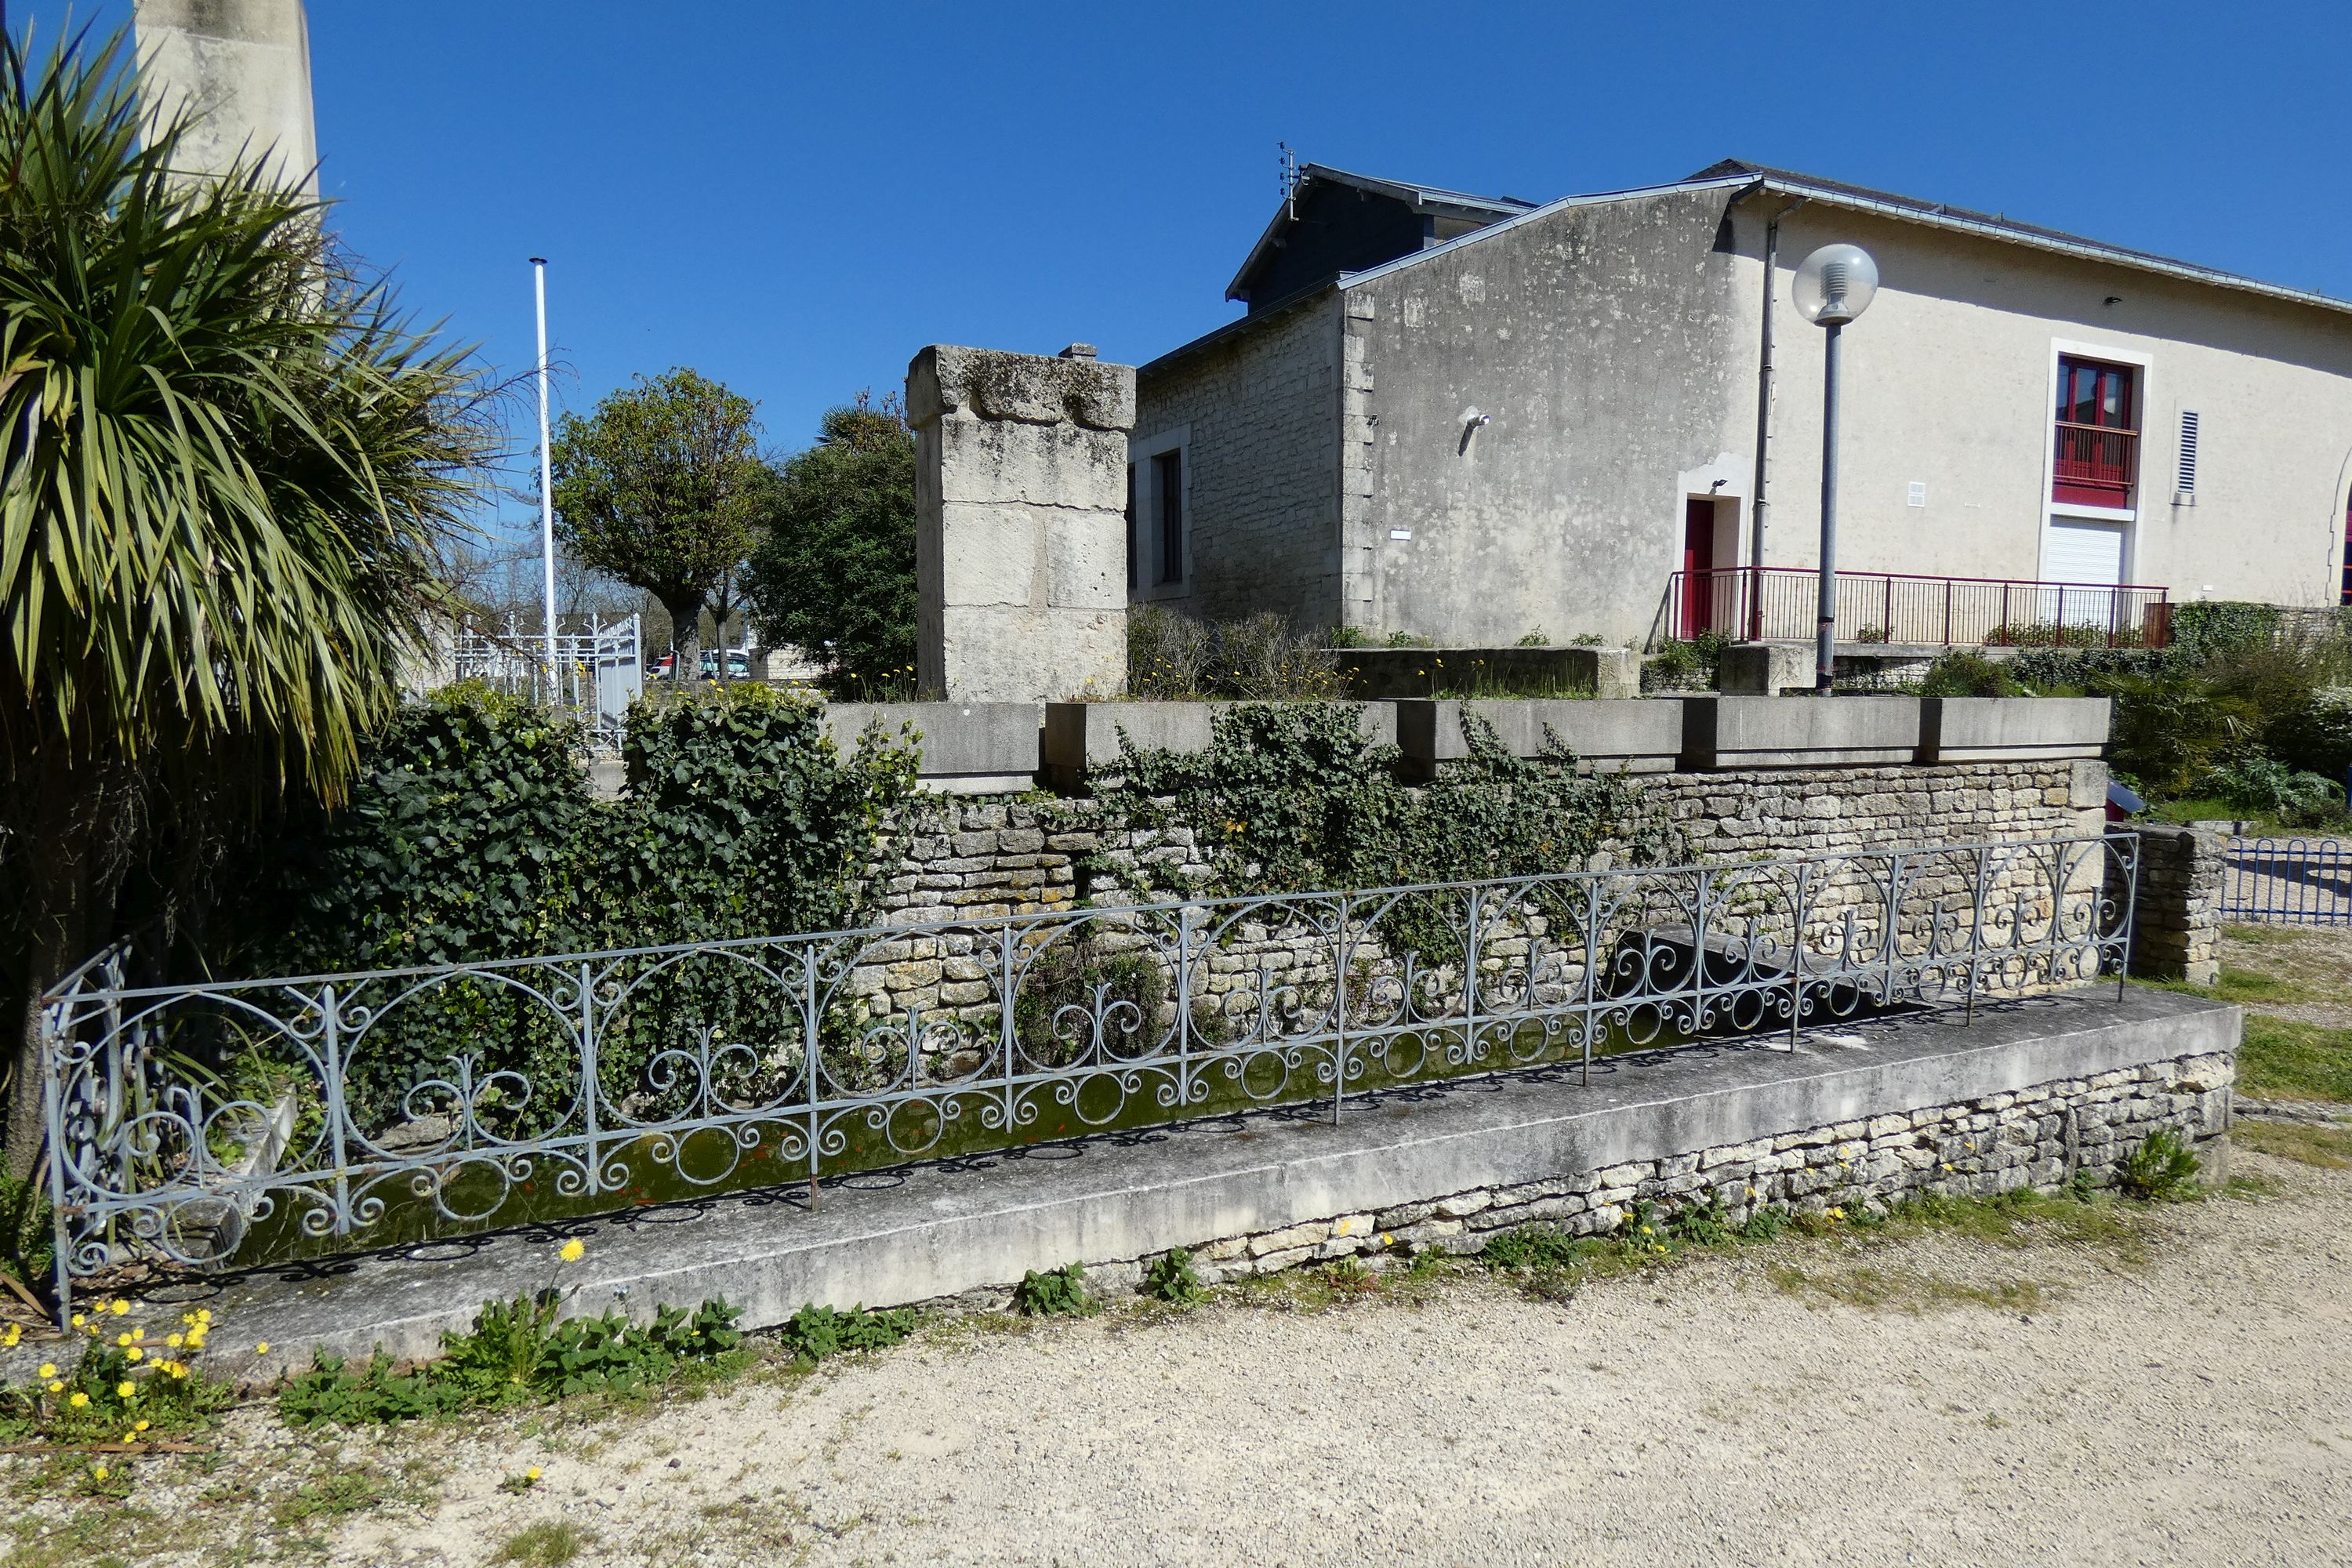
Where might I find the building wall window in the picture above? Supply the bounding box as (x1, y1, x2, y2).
(1153, 449, 1185, 586)
(2052, 354, 2140, 508)
(1126, 426, 1191, 598)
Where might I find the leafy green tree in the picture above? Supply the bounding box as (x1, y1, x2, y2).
(0, 30, 492, 1174)
(742, 397, 916, 691)
(550, 368, 764, 684)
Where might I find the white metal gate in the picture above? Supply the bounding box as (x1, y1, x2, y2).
(452, 614, 642, 752)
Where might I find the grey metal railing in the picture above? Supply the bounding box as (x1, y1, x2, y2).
(38, 833, 2138, 1319)
(2221, 836, 2352, 926)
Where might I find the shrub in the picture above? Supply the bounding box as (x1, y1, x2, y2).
(1127, 608, 1338, 699)
(1642, 630, 1730, 692)
(1012, 1262, 1094, 1317)
(1918, 650, 2020, 698)
(2115, 1129, 2201, 1202)
(2202, 756, 2345, 827)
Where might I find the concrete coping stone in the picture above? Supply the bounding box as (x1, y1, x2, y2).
(1918, 696, 2112, 764)
(142, 985, 2238, 1387)
(1682, 694, 1923, 769)
(1396, 699, 1686, 778)
(1040, 701, 1400, 786)
(826, 702, 1043, 793)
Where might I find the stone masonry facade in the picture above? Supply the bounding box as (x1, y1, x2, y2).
(2125, 822, 2225, 985)
(919, 1046, 2235, 1308)
(867, 758, 2105, 930)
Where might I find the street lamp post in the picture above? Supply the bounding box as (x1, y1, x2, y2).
(1791, 243, 1879, 695)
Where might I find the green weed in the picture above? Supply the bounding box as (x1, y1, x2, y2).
(2115, 1130, 2202, 1202)
(1142, 1249, 1207, 1306)
(1011, 1263, 1094, 1318)
(775, 1302, 918, 1364)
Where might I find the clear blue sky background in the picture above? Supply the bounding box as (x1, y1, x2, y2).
(45, 0, 2352, 542)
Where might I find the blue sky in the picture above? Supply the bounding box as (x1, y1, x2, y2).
(47, 0, 2352, 542)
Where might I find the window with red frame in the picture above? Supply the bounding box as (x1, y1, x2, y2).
(2053, 355, 2140, 507)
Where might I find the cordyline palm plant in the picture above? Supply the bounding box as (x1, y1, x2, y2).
(0, 27, 495, 1177)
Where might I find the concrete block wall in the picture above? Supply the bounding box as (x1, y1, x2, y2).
(2127, 822, 2226, 984)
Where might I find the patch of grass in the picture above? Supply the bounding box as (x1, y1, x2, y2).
(1766, 1261, 2050, 1315)
(2234, 1119, 2352, 1169)
(2239, 1015, 2352, 1104)
(494, 1519, 594, 1567)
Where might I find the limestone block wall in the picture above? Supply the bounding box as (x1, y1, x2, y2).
(2127, 822, 2225, 985)
(909, 345, 1135, 702)
(1137, 1047, 2234, 1291)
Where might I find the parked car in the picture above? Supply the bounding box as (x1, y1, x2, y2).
(652, 649, 753, 680)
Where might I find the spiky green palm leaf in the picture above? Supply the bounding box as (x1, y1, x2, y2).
(0, 25, 491, 797)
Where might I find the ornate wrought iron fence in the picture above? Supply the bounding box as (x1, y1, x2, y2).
(38, 833, 2138, 1319)
(2221, 837, 2352, 926)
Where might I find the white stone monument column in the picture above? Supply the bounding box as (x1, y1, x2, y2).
(134, 0, 319, 194)
(908, 344, 1134, 702)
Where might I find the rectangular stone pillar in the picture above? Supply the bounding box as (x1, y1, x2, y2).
(2126, 822, 2225, 985)
(908, 345, 1134, 702)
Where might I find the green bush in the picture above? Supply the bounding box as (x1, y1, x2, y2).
(2114, 1129, 2201, 1202)
(1011, 1262, 1094, 1317)
(1918, 650, 2020, 698)
(2202, 756, 2345, 827)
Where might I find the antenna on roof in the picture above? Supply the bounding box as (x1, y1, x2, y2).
(1278, 141, 1300, 220)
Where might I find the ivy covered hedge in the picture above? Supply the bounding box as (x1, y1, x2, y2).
(225, 683, 918, 1125)
(1086, 702, 1682, 900)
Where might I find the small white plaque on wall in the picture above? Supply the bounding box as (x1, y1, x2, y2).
(1907, 481, 1927, 508)
(1388, 528, 1413, 541)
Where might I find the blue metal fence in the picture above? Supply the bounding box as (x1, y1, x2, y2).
(2221, 837, 2352, 926)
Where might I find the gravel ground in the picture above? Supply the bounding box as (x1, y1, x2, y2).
(13, 1149, 2350, 1568)
(2219, 924, 2352, 1030)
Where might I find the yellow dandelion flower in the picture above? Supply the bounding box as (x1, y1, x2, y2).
(125, 1348, 143, 1363)
(111, 1300, 129, 1316)
(525, 1466, 542, 1482)
(254, 1341, 270, 1355)
(557, 1239, 586, 1264)
(168, 1365, 187, 1381)
(69, 1315, 84, 1328)
(116, 1381, 135, 1399)
(166, 1334, 182, 1349)
(134, 1420, 150, 1432)
(67, 1392, 88, 1408)
(45, 1381, 62, 1395)
(116, 1332, 132, 1347)
(194, 1309, 211, 1324)
(130, 1328, 143, 1341)
(91, 1465, 108, 1481)
(37, 1364, 54, 1380)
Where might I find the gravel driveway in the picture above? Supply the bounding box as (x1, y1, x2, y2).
(263, 1147, 2352, 1568)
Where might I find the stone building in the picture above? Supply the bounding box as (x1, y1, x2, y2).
(1131, 161, 2352, 648)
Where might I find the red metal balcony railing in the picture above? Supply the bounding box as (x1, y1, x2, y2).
(1665, 566, 2172, 650)
(2052, 421, 2139, 507)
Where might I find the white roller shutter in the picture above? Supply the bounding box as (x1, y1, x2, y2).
(2042, 519, 2126, 585)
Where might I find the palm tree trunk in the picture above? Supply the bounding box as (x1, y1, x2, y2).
(7, 835, 85, 1183)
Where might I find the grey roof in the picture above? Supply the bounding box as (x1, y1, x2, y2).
(1146, 160, 2352, 379)
(1223, 162, 1537, 303)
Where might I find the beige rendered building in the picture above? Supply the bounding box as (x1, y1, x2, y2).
(1131, 162, 2352, 648)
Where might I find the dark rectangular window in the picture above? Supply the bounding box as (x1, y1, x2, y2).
(2053, 354, 2140, 507)
(1154, 449, 1184, 585)
(1124, 463, 1138, 592)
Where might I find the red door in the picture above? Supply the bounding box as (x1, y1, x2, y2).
(1681, 499, 1716, 637)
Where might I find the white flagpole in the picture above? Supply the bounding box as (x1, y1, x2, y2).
(532, 257, 558, 693)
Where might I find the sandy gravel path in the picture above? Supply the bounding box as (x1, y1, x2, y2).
(253, 1149, 2352, 1568)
